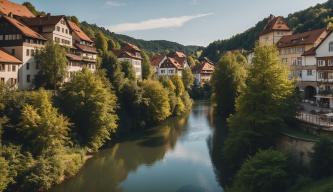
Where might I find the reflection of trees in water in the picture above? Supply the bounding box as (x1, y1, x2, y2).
(207, 113, 231, 188)
(52, 115, 189, 192)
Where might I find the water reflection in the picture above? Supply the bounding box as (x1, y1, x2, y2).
(52, 102, 224, 192)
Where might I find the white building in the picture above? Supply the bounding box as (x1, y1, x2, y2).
(0, 48, 22, 88)
(118, 43, 142, 80)
(157, 57, 183, 77)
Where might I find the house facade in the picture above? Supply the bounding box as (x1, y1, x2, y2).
(193, 58, 215, 85)
(158, 57, 183, 77)
(118, 43, 143, 80)
(0, 48, 22, 88)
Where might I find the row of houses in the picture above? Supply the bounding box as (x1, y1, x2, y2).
(151, 51, 215, 85)
(256, 15, 333, 108)
(0, 0, 146, 90)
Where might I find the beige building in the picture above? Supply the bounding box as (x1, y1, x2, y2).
(118, 43, 143, 80)
(259, 15, 292, 46)
(192, 58, 215, 85)
(0, 48, 22, 88)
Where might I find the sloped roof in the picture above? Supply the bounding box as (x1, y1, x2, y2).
(0, 48, 21, 64)
(124, 42, 141, 52)
(118, 51, 143, 60)
(151, 54, 165, 67)
(277, 28, 327, 48)
(3, 16, 46, 40)
(193, 61, 215, 74)
(20, 15, 65, 26)
(302, 47, 317, 56)
(160, 57, 183, 70)
(67, 20, 93, 43)
(66, 53, 82, 62)
(74, 44, 98, 54)
(0, 0, 35, 18)
(260, 16, 290, 35)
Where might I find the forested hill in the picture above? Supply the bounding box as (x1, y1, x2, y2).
(79, 22, 202, 54)
(202, 0, 333, 62)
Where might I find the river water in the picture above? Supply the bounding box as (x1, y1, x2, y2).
(52, 102, 225, 192)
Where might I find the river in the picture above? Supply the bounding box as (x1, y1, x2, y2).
(52, 102, 225, 192)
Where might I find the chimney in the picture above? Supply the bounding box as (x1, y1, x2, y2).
(8, 12, 13, 18)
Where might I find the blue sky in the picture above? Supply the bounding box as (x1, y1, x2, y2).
(14, 0, 327, 46)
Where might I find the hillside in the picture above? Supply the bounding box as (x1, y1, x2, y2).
(202, 0, 333, 62)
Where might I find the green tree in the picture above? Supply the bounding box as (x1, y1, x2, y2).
(95, 32, 108, 53)
(170, 76, 185, 97)
(22, 2, 46, 16)
(141, 80, 171, 123)
(120, 61, 136, 81)
(18, 90, 70, 155)
(58, 69, 118, 151)
(0, 157, 10, 192)
(141, 51, 154, 80)
(310, 138, 333, 179)
(101, 51, 124, 91)
(35, 42, 68, 89)
(211, 52, 247, 116)
(182, 67, 195, 90)
(230, 150, 290, 192)
(187, 56, 196, 67)
(224, 45, 296, 176)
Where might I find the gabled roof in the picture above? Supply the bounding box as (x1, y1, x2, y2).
(0, 0, 35, 18)
(0, 48, 21, 64)
(160, 57, 183, 70)
(167, 51, 187, 67)
(67, 20, 93, 43)
(2, 16, 46, 40)
(74, 44, 98, 54)
(66, 53, 82, 62)
(118, 51, 143, 60)
(260, 16, 290, 36)
(151, 54, 165, 67)
(124, 42, 141, 52)
(302, 47, 317, 56)
(277, 28, 327, 48)
(20, 15, 65, 26)
(193, 61, 215, 74)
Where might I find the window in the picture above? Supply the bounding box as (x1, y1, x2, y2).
(282, 58, 288, 63)
(292, 58, 297, 66)
(26, 63, 30, 70)
(26, 49, 29, 56)
(307, 70, 313, 76)
(329, 42, 333, 52)
(297, 57, 302, 65)
(26, 75, 31, 83)
(0, 78, 4, 84)
(318, 60, 326, 67)
(11, 49, 15, 56)
(31, 49, 35, 56)
(57, 26, 60, 31)
(0, 64, 5, 71)
(12, 65, 16, 72)
(319, 72, 325, 79)
(329, 60, 333, 66)
(0, 35, 3, 40)
(161, 69, 165, 74)
(8, 65, 11, 72)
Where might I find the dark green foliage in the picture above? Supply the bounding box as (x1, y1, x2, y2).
(230, 150, 290, 192)
(58, 69, 118, 151)
(22, 2, 46, 16)
(35, 42, 68, 89)
(190, 83, 212, 100)
(120, 61, 136, 81)
(211, 52, 247, 117)
(95, 32, 109, 53)
(202, 0, 333, 62)
(0, 156, 10, 192)
(182, 67, 195, 90)
(141, 51, 154, 80)
(310, 138, 333, 179)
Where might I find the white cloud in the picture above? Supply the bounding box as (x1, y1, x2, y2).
(191, 0, 199, 5)
(105, 0, 126, 7)
(109, 13, 213, 33)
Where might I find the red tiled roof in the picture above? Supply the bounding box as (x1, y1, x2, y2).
(20, 15, 65, 26)
(260, 16, 290, 36)
(277, 28, 327, 48)
(74, 43, 98, 54)
(160, 57, 183, 70)
(302, 47, 317, 56)
(66, 53, 82, 62)
(67, 20, 93, 43)
(0, 0, 35, 18)
(193, 61, 215, 74)
(118, 51, 143, 60)
(0, 48, 21, 64)
(151, 55, 165, 67)
(3, 16, 46, 40)
(124, 42, 141, 52)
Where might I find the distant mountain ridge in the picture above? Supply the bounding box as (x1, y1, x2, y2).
(202, 0, 333, 62)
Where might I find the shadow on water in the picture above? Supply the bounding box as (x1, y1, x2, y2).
(51, 101, 227, 192)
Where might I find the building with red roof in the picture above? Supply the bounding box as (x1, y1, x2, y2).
(118, 42, 143, 80)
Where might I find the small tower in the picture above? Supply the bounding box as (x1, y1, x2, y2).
(259, 15, 292, 46)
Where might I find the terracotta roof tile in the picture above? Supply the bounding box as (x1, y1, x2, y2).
(74, 43, 98, 54)
(124, 42, 141, 52)
(0, 0, 35, 17)
(3, 16, 46, 40)
(0, 48, 21, 64)
(66, 53, 82, 61)
(260, 16, 290, 35)
(67, 20, 93, 43)
(302, 47, 317, 56)
(160, 57, 183, 70)
(277, 28, 327, 48)
(20, 15, 65, 26)
(118, 51, 142, 60)
(193, 61, 215, 74)
(151, 55, 165, 67)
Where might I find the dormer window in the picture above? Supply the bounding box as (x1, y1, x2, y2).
(329, 42, 333, 52)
